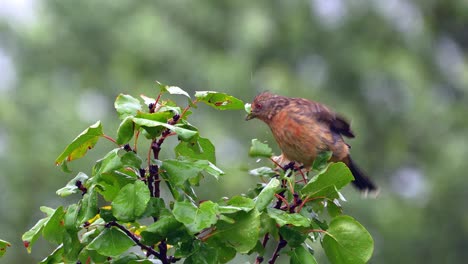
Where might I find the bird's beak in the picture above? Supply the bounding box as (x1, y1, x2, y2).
(245, 113, 255, 121)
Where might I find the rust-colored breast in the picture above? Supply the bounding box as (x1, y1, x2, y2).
(268, 109, 320, 166)
(267, 105, 350, 167)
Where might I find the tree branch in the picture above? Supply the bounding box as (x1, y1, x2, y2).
(268, 236, 287, 264)
(107, 221, 163, 261)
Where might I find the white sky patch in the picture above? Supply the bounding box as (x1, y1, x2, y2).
(435, 36, 466, 83)
(297, 55, 329, 89)
(310, 0, 348, 28)
(0, 0, 38, 25)
(0, 48, 16, 92)
(372, 0, 423, 35)
(76, 91, 111, 123)
(0, 128, 7, 157)
(391, 166, 430, 204)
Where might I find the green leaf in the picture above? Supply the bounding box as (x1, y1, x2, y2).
(93, 170, 136, 201)
(39, 245, 64, 264)
(166, 85, 191, 99)
(99, 207, 117, 222)
(114, 254, 158, 264)
(121, 151, 142, 170)
(259, 213, 278, 239)
(327, 200, 343, 218)
(267, 208, 311, 227)
(141, 197, 167, 219)
(120, 154, 143, 173)
(322, 215, 374, 264)
(79, 249, 108, 263)
(55, 121, 103, 165)
(140, 94, 156, 106)
(91, 149, 139, 201)
(77, 188, 98, 225)
(0, 239, 11, 257)
(22, 210, 52, 253)
(312, 151, 333, 171)
(255, 178, 280, 211)
(42, 206, 66, 244)
(162, 158, 223, 187)
(173, 201, 219, 234)
(219, 196, 255, 214)
(140, 214, 186, 245)
(280, 225, 309, 248)
(56, 172, 89, 197)
(116, 116, 135, 145)
(290, 246, 318, 264)
(211, 209, 261, 253)
(175, 137, 216, 163)
(249, 139, 273, 158)
(135, 111, 173, 122)
(301, 162, 354, 199)
(185, 241, 219, 264)
(64, 204, 80, 231)
(195, 91, 244, 110)
(87, 227, 135, 257)
(206, 238, 237, 263)
(115, 94, 142, 119)
(63, 231, 84, 261)
(132, 118, 198, 141)
(93, 148, 122, 175)
(61, 160, 72, 173)
(249, 166, 277, 178)
(112, 181, 151, 222)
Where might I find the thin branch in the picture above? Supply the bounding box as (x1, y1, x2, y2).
(268, 236, 287, 264)
(133, 130, 140, 153)
(255, 233, 270, 264)
(108, 221, 163, 261)
(295, 166, 308, 184)
(274, 193, 290, 210)
(158, 239, 168, 263)
(181, 100, 196, 119)
(150, 91, 163, 113)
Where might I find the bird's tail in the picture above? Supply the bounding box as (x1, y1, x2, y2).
(346, 156, 378, 194)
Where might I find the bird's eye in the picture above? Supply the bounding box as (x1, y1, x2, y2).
(254, 102, 262, 110)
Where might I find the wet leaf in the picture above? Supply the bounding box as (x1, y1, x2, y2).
(195, 91, 244, 110)
(322, 215, 374, 264)
(55, 121, 103, 165)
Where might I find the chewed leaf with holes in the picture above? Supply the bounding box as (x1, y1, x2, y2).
(0, 239, 11, 257)
(195, 91, 244, 110)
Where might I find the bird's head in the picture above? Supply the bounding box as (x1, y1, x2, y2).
(246, 92, 289, 122)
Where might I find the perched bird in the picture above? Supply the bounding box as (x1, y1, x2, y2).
(246, 92, 377, 192)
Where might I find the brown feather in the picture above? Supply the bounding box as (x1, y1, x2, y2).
(248, 92, 377, 192)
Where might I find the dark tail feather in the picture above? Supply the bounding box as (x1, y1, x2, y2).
(347, 157, 378, 193)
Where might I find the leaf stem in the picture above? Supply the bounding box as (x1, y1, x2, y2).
(308, 229, 327, 234)
(297, 196, 328, 212)
(151, 91, 163, 113)
(181, 100, 196, 119)
(102, 134, 119, 145)
(133, 130, 140, 153)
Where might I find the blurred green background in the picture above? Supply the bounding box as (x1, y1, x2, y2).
(1, 0, 467, 263)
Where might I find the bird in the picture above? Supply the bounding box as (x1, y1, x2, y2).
(246, 92, 377, 193)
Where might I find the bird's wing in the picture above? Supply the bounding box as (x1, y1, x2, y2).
(295, 98, 355, 138)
